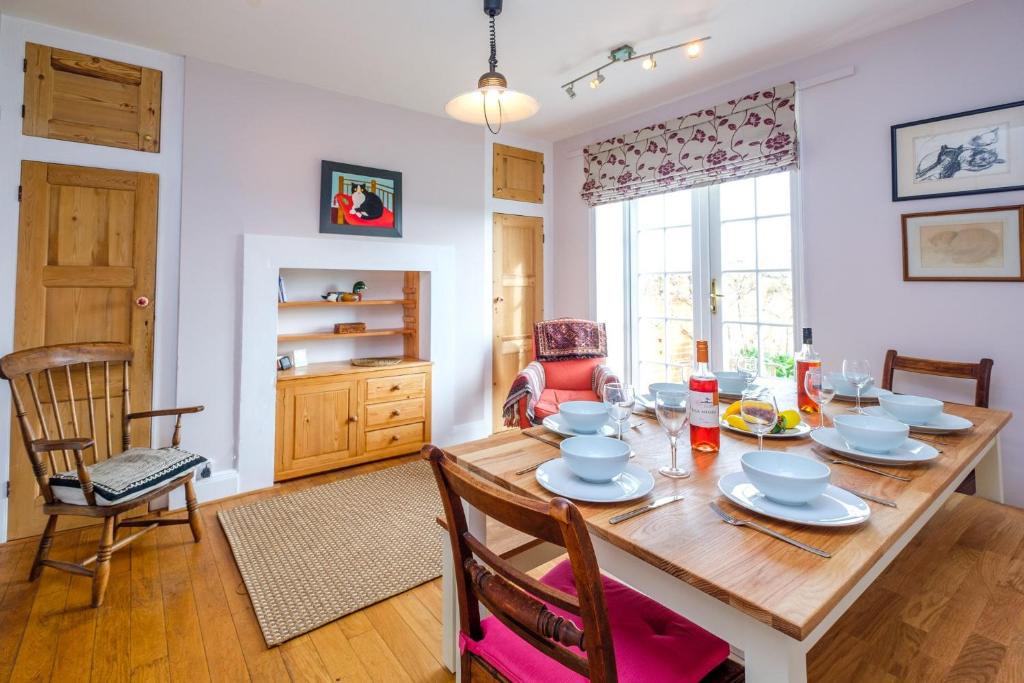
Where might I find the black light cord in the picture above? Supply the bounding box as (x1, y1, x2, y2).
(488, 15, 497, 72)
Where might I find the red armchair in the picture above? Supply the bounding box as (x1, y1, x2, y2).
(502, 319, 621, 429)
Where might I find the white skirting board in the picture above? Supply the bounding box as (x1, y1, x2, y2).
(167, 468, 239, 511)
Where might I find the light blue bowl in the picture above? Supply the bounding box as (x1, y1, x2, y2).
(826, 372, 875, 395)
(741, 450, 831, 505)
(714, 371, 747, 394)
(879, 394, 943, 425)
(558, 401, 608, 434)
(649, 382, 688, 397)
(834, 414, 908, 453)
(561, 436, 630, 483)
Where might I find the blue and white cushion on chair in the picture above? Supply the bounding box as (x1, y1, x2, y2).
(49, 447, 207, 506)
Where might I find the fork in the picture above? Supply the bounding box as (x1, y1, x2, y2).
(709, 502, 832, 558)
(812, 448, 912, 482)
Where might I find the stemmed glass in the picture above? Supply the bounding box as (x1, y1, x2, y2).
(602, 383, 635, 441)
(803, 368, 837, 430)
(842, 359, 872, 414)
(734, 355, 759, 391)
(655, 391, 690, 479)
(740, 389, 779, 451)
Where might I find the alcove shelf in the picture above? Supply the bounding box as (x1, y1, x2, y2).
(277, 328, 411, 342)
(278, 299, 405, 308)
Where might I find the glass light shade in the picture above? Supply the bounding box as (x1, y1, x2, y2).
(685, 42, 703, 59)
(445, 85, 540, 125)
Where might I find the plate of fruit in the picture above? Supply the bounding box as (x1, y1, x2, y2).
(720, 402, 811, 439)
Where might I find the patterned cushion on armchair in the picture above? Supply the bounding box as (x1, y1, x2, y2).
(49, 447, 207, 506)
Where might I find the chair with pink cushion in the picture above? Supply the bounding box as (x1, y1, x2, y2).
(424, 443, 740, 682)
(502, 318, 621, 429)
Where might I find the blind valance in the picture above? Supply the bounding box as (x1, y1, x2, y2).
(580, 82, 798, 206)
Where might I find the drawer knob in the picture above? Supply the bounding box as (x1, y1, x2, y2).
(391, 410, 401, 417)
(348, 415, 358, 423)
(391, 384, 401, 391)
(391, 434, 400, 442)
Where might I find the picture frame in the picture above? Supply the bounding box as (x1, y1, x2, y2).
(891, 100, 1024, 201)
(319, 160, 402, 238)
(901, 205, 1024, 282)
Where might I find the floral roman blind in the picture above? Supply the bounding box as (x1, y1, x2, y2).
(580, 82, 798, 206)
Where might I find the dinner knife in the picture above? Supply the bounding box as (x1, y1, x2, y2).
(609, 495, 684, 525)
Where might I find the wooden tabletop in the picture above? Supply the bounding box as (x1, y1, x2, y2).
(447, 397, 1012, 641)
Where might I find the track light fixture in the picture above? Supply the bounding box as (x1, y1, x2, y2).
(562, 36, 710, 99)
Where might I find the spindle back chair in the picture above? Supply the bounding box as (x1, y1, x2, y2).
(1, 342, 205, 606)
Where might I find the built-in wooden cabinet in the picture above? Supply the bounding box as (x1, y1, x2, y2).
(492, 143, 544, 203)
(274, 360, 432, 481)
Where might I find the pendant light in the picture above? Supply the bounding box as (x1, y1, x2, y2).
(445, 0, 539, 134)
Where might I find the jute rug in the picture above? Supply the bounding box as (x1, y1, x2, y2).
(218, 460, 444, 646)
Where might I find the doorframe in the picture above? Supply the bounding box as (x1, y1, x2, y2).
(0, 17, 185, 543)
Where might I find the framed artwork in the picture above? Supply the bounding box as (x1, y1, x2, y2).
(891, 100, 1024, 201)
(319, 160, 402, 237)
(901, 205, 1024, 281)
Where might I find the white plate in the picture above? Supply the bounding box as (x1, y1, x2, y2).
(720, 419, 811, 439)
(832, 386, 893, 403)
(863, 406, 973, 434)
(810, 428, 939, 465)
(718, 471, 870, 527)
(543, 414, 617, 437)
(536, 460, 655, 503)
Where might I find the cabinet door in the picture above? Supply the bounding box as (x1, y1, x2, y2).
(278, 379, 358, 479)
(492, 144, 543, 203)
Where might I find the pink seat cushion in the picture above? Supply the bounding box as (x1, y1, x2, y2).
(534, 389, 600, 421)
(461, 560, 729, 682)
(540, 357, 605, 391)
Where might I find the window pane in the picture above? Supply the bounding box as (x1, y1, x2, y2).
(637, 274, 665, 317)
(756, 172, 790, 216)
(666, 364, 689, 383)
(664, 190, 692, 226)
(638, 362, 666, 391)
(761, 326, 794, 377)
(666, 319, 694, 366)
(638, 318, 666, 362)
(720, 177, 755, 220)
(636, 229, 664, 273)
(720, 220, 756, 270)
(664, 226, 692, 272)
(637, 194, 664, 230)
(721, 272, 757, 322)
(722, 323, 759, 373)
(759, 272, 793, 324)
(757, 216, 791, 270)
(666, 273, 693, 319)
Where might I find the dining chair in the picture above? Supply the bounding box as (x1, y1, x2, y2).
(881, 348, 994, 494)
(1, 342, 207, 607)
(424, 444, 739, 682)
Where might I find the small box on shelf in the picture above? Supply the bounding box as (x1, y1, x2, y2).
(334, 322, 367, 334)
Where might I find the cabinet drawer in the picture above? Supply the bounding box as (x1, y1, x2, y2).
(365, 373, 426, 402)
(365, 422, 424, 454)
(365, 397, 426, 428)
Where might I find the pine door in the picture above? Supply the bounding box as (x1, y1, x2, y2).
(492, 213, 544, 431)
(8, 161, 158, 540)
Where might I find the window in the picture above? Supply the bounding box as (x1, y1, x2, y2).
(593, 172, 797, 386)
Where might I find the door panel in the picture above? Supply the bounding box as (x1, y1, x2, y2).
(8, 161, 158, 540)
(492, 213, 544, 431)
(279, 380, 358, 475)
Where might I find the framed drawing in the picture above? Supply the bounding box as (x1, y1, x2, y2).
(319, 160, 402, 237)
(891, 100, 1024, 201)
(902, 205, 1024, 281)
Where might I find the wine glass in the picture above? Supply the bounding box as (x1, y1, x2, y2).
(803, 368, 837, 430)
(733, 354, 759, 390)
(740, 389, 779, 451)
(842, 359, 872, 414)
(602, 383, 635, 441)
(655, 391, 690, 479)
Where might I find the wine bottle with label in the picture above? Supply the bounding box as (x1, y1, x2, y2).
(689, 340, 720, 453)
(795, 327, 822, 414)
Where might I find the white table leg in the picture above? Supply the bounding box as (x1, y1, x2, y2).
(441, 503, 487, 680)
(741, 620, 808, 683)
(974, 437, 1004, 503)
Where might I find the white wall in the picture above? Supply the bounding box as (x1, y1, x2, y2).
(552, 0, 1024, 503)
(178, 59, 490, 477)
(0, 15, 183, 541)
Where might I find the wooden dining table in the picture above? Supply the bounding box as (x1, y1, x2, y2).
(437, 392, 1010, 682)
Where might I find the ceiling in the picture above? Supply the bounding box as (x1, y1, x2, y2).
(0, 0, 973, 141)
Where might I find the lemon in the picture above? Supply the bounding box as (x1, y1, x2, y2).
(780, 410, 801, 430)
(723, 401, 742, 418)
(725, 415, 750, 431)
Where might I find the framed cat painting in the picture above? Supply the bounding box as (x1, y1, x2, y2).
(319, 160, 402, 238)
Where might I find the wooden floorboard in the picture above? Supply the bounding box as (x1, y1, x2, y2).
(3, 455, 1024, 682)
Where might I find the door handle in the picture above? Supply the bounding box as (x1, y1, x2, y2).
(709, 278, 725, 315)
(494, 296, 504, 304)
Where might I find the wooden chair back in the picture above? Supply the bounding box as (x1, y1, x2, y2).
(423, 444, 617, 681)
(0, 342, 135, 503)
(881, 349, 993, 408)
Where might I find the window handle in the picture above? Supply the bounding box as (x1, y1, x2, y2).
(710, 278, 726, 315)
